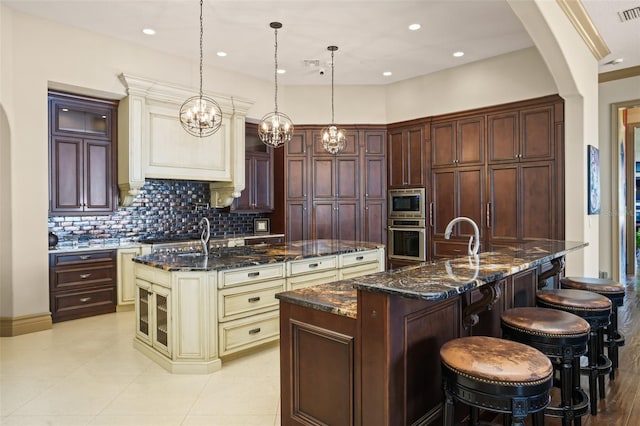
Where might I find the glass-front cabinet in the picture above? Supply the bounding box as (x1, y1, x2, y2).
(135, 278, 171, 358)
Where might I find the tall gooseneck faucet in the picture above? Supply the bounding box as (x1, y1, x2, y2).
(199, 217, 210, 256)
(444, 216, 480, 256)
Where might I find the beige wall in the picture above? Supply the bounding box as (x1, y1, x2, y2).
(1, 2, 600, 322)
(598, 76, 640, 280)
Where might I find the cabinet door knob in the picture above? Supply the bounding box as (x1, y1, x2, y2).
(308, 263, 319, 268)
(247, 271, 260, 278)
(356, 256, 364, 261)
(248, 296, 261, 303)
(79, 255, 91, 260)
(79, 273, 91, 279)
(248, 327, 261, 335)
(79, 297, 92, 303)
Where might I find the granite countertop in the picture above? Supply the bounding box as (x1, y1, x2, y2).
(132, 239, 384, 272)
(48, 242, 143, 253)
(276, 239, 587, 318)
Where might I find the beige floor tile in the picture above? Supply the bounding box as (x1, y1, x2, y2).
(0, 376, 58, 416)
(189, 375, 279, 416)
(88, 414, 186, 425)
(0, 415, 93, 425)
(182, 414, 277, 425)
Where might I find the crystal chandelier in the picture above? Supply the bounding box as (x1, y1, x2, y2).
(179, 0, 222, 138)
(258, 22, 294, 148)
(321, 46, 346, 154)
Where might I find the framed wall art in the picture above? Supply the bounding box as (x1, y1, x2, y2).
(587, 144, 601, 215)
(254, 218, 270, 234)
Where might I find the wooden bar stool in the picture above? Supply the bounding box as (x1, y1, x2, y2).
(560, 277, 625, 380)
(440, 336, 553, 426)
(536, 289, 612, 416)
(501, 307, 590, 426)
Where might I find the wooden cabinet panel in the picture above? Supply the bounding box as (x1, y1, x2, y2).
(432, 121, 456, 167)
(312, 130, 359, 156)
(458, 116, 484, 165)
(233, 151, 273, 212)
(364, 157, 385, 199)
(336, 157, 358, 199)
(489, 165, 518, 241)
(312, 201, 335, 240)
(432, 170, 456, 237)
(388, 124, 425, 187)
(364, 200, 386, 244)
(336, 200, 360, 242)
(49, 92, 116, 215)
(505, 269, 537, 309)
(520, 105, 554, 161)
(286, 158, 307, 199)
(521, 162, 554, 240)
(457, 167, 484, 236)
(51, 137, 83, 212)
(363, 130, 386, 155)
(488, 111, 518, 163)
(286, 132, 308, 156)
(286, 201, 309, 242)
(312, 158, 335, 199)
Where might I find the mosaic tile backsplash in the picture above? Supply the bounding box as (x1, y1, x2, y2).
(48, 179, 267, 245)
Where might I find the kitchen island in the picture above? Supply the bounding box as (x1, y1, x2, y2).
(131, 240, 384, 373)
(276, 239, 587, 426)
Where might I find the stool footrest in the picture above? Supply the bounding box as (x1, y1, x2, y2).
(544, 388, 590, 419)
(580, 354, 612, 376)
(605, 331, 626, 347)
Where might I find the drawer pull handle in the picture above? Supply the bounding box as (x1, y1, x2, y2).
(356, 256, 364, 261)
(248, 296, 261, 303)
(247, 272, 260, 278)
(308, 263, 319, 268)
(79, 255, 91, 260)
(248, 327, 261, 335)
(79, 297, 92, 303)
(79, 273, 91, 279)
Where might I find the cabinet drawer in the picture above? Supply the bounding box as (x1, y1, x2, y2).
(218, 279, 285, 322)
(219, 310, 280, 356)
(340, 262, 381, 280)
(218, 263, 285, 289)
(288, 255, 337, 276)
(51, 249, 116, 266)
(50, 286, 116, 322)
(288, 270, 339, 291)
(340, 250, 380, 267)
(432, 241, 473, 258)
(51, 265, 115, 290)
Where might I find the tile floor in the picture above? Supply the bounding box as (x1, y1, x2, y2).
(0, 311, 281, 425)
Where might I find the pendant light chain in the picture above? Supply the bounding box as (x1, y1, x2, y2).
(198, 0, 204, 100)
(273, 26, 279, 113)
(321, 45, 346, 154)
(330, 48, 335, 124)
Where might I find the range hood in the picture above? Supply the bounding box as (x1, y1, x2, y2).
(118, 74, 254, 207)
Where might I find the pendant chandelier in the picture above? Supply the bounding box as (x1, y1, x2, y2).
(321, 46, 346, 154)
(258, 22, 294, 148)
(179, 0, 222, 138)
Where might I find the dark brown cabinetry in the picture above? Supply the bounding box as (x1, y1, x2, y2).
(49, 249, 117, 323)
(48, 91, 117, 215)
(388, 121, 427, 188)
(427, 95, 564, 258)
(271, 126, 386, 244)
(233, 123, 274, 212)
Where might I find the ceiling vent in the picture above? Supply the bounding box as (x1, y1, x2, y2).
(618, 6, 640, 22)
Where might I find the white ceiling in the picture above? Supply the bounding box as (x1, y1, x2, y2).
(3, 0, 639, 86)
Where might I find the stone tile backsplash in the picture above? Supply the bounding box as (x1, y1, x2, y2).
(48, 179, 266, 245)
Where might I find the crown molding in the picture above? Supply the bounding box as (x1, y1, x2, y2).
(599, 65, 640, 83)
(556, 0, 610, 60)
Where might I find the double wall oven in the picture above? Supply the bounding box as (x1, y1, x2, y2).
(387, 188, 427, 262)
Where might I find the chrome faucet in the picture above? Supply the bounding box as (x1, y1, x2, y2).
(444, 216, 480, 256)
(199, 217, 210, 256)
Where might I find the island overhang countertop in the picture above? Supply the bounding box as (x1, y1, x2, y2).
(275, 239, 588, 318)
(131, 239, 384, 272)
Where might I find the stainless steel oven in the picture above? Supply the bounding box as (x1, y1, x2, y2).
(387, 218, 427, 262)
(388, 188, 426, 219)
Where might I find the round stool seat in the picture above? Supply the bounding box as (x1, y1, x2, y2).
(502, 307, 590, 337)
(536, 289, 611, 318)
(561, 277, 624, 302)
(501, 307, 591, 424)
(441, 336, 553, 426)
(441, 336, 553, 384)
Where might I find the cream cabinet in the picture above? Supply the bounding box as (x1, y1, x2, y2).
(287, 255, 340, 291)
(133, 264, 220, 374)
(217, 265, 285, 357)
(117, 246, 143, 308)
(339, 249, 385, 279)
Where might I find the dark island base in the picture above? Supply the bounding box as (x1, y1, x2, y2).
(280, 263, 557, 426)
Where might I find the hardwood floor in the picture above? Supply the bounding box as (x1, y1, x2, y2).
(545, 275, 640, 426)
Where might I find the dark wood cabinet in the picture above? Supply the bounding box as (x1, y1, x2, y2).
(504, 268, 538, 309)
(388, 122, 427, 188)
(49, 249, 117, 323)
(232, 152, 273, 212)
(272, 126, 385, 243)
(49, 92, 117, 215)
(431, 115, 484, 168)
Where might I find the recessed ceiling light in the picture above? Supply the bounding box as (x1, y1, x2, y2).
(216, 51, 227, 57)
(383, 71, 392, 76)
(453, 51, 464, 57)
(277, 69, 286, 74)
(142, 28, 156, 36)
(408, 23, 421, 31)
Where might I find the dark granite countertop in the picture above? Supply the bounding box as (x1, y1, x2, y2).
(132, 239, 384, 272)
(276, 239, 587, 317)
